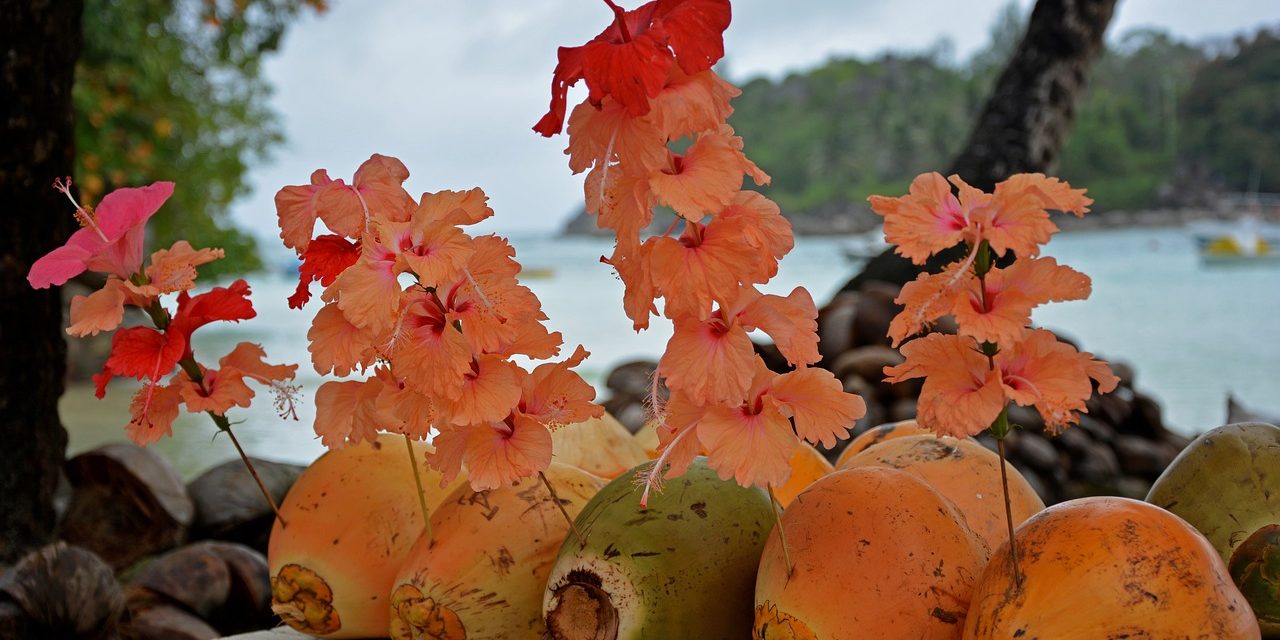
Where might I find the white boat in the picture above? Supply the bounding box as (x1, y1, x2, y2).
(1191, 215, 1280, 265)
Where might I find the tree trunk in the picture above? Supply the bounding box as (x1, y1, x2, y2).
(842, 0, 1117, 292)
(0, 0, 84, 563)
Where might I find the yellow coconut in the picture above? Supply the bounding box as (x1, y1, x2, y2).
(389, 462, 603, 639)
(551, 412, 648, 479)
(268, 435, 466, 638)
(834, 419, 934, 467)
(634, 419, 661, 460)
(772, 443, 834, 507)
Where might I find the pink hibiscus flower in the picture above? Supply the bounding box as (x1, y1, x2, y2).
(28, 179, 175, 288)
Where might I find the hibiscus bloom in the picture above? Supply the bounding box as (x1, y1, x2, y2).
(426, 347, 601, 490)
(868, 172, 1091, 266)
(533, 0, 732, 136)
(645, 360, 864, 497)
(888, 256, 1092, 346)
(884, 330, 1119, 437)
(28, 180, 175, 288)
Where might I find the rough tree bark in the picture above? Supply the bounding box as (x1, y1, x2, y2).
(0, 0, 84, 563)
(843, 0, 1118, 292)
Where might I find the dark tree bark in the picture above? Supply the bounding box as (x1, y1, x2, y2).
(843, 0, 1118, 293)
(0, 0, 84, 562)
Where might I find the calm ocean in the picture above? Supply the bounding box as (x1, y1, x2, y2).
(62, 227, 1280, 477)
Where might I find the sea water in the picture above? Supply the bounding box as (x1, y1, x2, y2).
(61, 227, 1280, 477)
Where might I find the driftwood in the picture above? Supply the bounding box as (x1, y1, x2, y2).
(61, 443, 194, 570)
(188, 458, 303, 553)
(0, 542, 123, 639)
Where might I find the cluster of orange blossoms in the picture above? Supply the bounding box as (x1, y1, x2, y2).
(276, 155, 602, 491)
(536, 0, 866, 498)
(872, 172, 1120, 438)
(27, 180, 298, 445)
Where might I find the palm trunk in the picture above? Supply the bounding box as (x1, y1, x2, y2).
(0, 0, 84, 563)
(842, 0, 1117, 293)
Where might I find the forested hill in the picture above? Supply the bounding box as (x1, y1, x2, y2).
(563, 23, 1280, 235)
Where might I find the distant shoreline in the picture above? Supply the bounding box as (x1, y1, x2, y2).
(558, 205, 1280, 238)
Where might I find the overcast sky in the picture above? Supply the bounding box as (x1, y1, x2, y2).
(232, 1, 1280, 241)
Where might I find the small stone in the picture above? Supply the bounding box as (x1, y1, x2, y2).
(1111, 435, 1169, 480)
(852, 282, 900, 348)
(888, 398, 917, 423)
(604, 360, 657, 399)
(1009, 432, 1059, 473)
(816, 292, 860, 364)
(1076, 415, 1115, 443)
(1121, 392, 1166, 438)
(188, 458, 302, 554)
(1073, 443, 1121, 485)
(1113, 475, 1153, 500)
(1051, 426, 1093, 458)
(831, 346, 903, 387)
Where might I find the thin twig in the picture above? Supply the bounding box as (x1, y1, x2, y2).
(224, 424, 288, 528)
(403, 435, 433, 545)
(767, 485, 794, 580)
(540, 471, 585, 546)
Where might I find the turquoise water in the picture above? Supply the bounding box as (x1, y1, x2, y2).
(62, 227, 1280, 477)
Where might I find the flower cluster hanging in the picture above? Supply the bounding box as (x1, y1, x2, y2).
(872, 172, 1121, 437)
(536, 0, 866, 499)
(28, 179, 299, 446)
(276, 154, 602, 490)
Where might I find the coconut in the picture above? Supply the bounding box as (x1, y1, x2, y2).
(1147, 422, 1280, 635)
(964, 497, 1260, 639)
(543, 457, 774, 639)
(755, 466, 990, 639)
(772, 443, 833, 507)
(267, 435, 466, 638)
(389, 462, 604, 639)
(551, 413, 649, 479)
(839, 434, 1045, 550)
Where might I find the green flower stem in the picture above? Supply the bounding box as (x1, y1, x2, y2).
(404, 434, 433, 545)
(990, 405, 1021, 588)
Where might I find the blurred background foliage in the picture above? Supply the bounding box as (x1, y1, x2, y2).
(73, 0, 324, 278)
(730, 6, 1280, 216)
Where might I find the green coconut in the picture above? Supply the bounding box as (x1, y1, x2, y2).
(541, 457, 774, 639)
(1147, 421, 1280, 636)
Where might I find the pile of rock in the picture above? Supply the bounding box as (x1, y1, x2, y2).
(0, 445, 302, 639)
(598, 279, 1194, 507)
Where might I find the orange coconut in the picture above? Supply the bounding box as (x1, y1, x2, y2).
(839, 434, 1045, 550)
(755, 467, 990, 639)
(964, 497, 1261, 639)
(772, 442, 834, 507)
(551, 412, 648, 479)
(389, 462, 603, 639)
(834, 419, 934, 467)
(268, 435, 466, 638)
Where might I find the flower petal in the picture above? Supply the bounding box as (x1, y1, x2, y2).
(770, 367, 867, 449)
